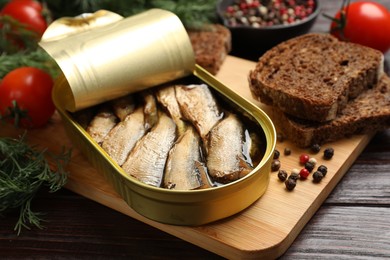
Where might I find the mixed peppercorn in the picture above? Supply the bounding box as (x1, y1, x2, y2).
(223, 0, 316, 28)
(323, 147, 334, 160)
(271, 141, 334, 191)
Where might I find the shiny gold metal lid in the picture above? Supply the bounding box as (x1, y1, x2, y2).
(39, 9, 195, 112)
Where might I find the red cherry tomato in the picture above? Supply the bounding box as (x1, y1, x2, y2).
(11, 0, 43, 11)
(330, 1, 390, 53)
(0, 0, 47, 36)
(0, 67, 55, 128)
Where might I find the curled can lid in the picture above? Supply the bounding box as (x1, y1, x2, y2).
(39, 9, 195, 112)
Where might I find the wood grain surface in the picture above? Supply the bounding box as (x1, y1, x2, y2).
(1, 0, 390, 259)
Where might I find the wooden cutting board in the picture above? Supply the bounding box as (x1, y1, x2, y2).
(1, 56, 373, 259)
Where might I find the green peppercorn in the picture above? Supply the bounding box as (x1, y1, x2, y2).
(323, 147, 334, 160)
(310, 143, 321, 154)
(278, 169, 288, 181)
(274, 149, 280, 159)
(284, 147, 291, 156)
(285, 178, 296, 191)
(312, 171, 324, 183)
(317, 165, 328, 176)
(304, 161, 315, 172)
(271, 159, 281, 171)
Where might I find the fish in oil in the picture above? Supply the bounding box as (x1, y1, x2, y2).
(101, 107, 146, 166)
(205, 113, 253, 184)
(122, 112, 177, 187)
(163, 126, 203, 190)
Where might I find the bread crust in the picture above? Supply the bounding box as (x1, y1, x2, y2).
(249, 33, 384, 122)
(272, 75, 390, 147)
(188, 24, 231, 75)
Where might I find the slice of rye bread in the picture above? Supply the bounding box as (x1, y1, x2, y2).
(187, 24, 231, 75)
(271, 74, 390, 148)
(249, 33, 384, 122)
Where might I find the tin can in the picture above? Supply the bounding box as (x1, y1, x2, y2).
(41, 9, 276, 225)
(40, 9, 195, 112)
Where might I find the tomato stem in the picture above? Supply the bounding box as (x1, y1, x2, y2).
(1, 100, 31, 128)
(323, 0, 351, 41)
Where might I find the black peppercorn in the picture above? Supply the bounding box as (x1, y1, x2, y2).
(317, 165, 328, 176)
(278, 169, 288, 181)
(305, 161, 315, 172)
(288, 172, 300, 181)
(285, 178, 296, 191)
(274, 149, 280, 159)
(277, 133, 284, 142)
(271, 159, 281, 171)
(310, 143, 321, 154)
(284, 147, 291, 156)
(323, 147, 334, 160)
(312, 171, 324, 183)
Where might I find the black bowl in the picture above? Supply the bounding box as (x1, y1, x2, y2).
(217, 0, 320, 61)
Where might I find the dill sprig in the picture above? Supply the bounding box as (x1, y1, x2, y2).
(0, 135, 71, 235)
(45, 0, 218, 29)
(154, 0, 218, 29)
(0, 15, 60, 79)
(0, 15, 40, 54)
(0, 49, 60, 79)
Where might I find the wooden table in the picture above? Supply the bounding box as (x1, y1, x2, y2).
(1, 1, 389, 259)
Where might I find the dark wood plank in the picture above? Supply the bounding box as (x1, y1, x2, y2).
(0, 188, 223, 259)
(326, 130, 390, 204)
(281, 206, 390, 259)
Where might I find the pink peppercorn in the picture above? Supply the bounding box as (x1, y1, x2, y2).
(251, 0, 260, 8)
(299, 154, 309, 164)
(226, 6, 235, 13)
(299, 168, 310, 179)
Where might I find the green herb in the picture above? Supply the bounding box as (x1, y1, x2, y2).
(0, 15, 40, 54)
(45, 0, 218, 29)
(0, 134, 71, 235)
(155, 0, 218, 29)
(0, 0, 8, 8)
(0, 48, 59, 79)
(0, 15, 60, 79)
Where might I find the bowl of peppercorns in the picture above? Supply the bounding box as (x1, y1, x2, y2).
(217, 0, 320, 60)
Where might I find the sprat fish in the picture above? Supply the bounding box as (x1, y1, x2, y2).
(110, 94, 135, 121)
(156, 85, 187, 136)
(205, 113, 253, 183)
(122, 112, 176, 187)
(86, 106, 117, 145)
(102, 107, 146, 166)
(163, 126, 203, 190)
(175, 84, 222, 138)
(142, 92, 158, 130)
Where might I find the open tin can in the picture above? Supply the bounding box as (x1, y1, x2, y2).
(40, 9, 276, 225)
